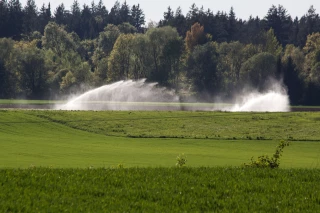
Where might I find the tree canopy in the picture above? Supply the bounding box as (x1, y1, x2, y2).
(0, 1, 320, 105)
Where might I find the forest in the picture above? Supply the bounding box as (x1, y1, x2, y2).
(0, 0, 320, 105)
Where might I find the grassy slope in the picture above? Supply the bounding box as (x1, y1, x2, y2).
(1, 110, 320, 168)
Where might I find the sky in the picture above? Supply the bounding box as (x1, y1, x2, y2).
(24, 0, 320, 23)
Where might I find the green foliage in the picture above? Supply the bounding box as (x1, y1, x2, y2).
(96, 24, 120, 56)
(28, 110, 320, 141)
(240, 52, 277, 89)
(108, 33, 135, 81)
(1, 110, 320, 168)
(2, 3, 320, 103)
(176, 153, 187, 167)
(186, 42, 221, 95)
(245, 141, 290, 168)
(1, 168, 320, 212)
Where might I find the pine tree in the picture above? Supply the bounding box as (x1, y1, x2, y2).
(23, 0, 38, 35)
(0, 0, 9, 37)
(8, 0, 23, 39)
(119, 0, 130, 23)
(130, 4, 145, 32)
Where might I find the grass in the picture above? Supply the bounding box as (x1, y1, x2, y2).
(1, 109, 320, 212)
(1, 110, 320, 168)
(28, 110, 320, 140)
(0, 167, 320, 212)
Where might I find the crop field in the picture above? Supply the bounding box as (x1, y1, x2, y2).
(1, 167, 320, 212)
(1, 109, 320, 211)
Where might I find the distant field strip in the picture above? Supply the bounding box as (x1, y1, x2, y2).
(26, 110, 320, 141)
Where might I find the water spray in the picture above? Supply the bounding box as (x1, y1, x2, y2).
(56, 79, 290, 112)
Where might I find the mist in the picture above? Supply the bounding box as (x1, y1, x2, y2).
(56, 79, 179, 110)
(56, 79, 290, 112)
(227, 80, 290, 112)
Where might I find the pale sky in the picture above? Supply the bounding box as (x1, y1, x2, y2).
(24, 0, 320, 23)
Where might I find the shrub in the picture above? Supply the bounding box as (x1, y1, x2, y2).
(176, 153, 187, 167)
(244, 140, 290, 168)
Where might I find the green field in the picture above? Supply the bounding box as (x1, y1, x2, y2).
(1, 167, 320, 212)
(1, 110, 320, 212)
(1, 110, 320, 168)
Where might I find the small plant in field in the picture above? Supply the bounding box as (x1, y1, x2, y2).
(244, 140, 290, 168)
(117, 163, 124, 169)
(176, 153, 187, 167)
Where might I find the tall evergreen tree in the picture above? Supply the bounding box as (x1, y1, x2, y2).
(95, 0, 108, 32)
(130, 4, 145, 32)
(264, 5, 292, 46)
(173, 6, 187, 36)
(297, 6, 320, 47)
(162, 6, 174, 26)
(38, 3, 51, 33)
(54, 3, 68, 25)
(0, 0, 9, 37)
(227, 7, 237, 42)
(80, 4, 96, 39)
(108, 0, 120, 25)
(23, 0, 38, 35)
(69, 0, 81, 35)
(8, 0, 23, 39)
(119, 0, 130, 23)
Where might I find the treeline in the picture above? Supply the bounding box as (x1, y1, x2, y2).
(0, 1, 320, 105)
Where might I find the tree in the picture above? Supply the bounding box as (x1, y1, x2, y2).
(227, 7, 237, 42)
(8, 0, 23, 39)
(0, 0, 9, 37)
(14, 41, 48, 98)
(186, 42, 221, 96)
(186, 3, 199, 25)
(38, 3, 51, 33)
(185, 22, 207, 52)
(96, 24, 120, 56)
(296, 6, 320, 47)
(303, 32, 320, 90)
(146, 26, 180, 84)
(118, 22, 137, 34)
(240, 52, 277, 90)
(79, 4, 97, 39)
(0, 38, 18, 98)
(173, 6, 187, 36)
(264, 5, 292, 46)
(130, 4, 145, 32)
(119, 0, 130, 23)
(69, 0, 81, 36)
(282, 45, 305, 104)
(95, 0, 108, 33)
(162, 6, 174, 26)
(217, 41, 250, 95)
(42, 22, 76, 58)
(22, 0, 38, 35)
(108, 34, 134, 81)
(108, 0, 120, 25)
(54, 3, 68, 25)
(130, 34, 152, 79)
(260, 28, 283, 57)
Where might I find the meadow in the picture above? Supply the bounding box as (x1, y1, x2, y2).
(1, 110, 320, 168)
(1, 109, 320, 211)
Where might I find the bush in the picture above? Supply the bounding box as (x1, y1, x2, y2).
(176, 153, 187, 167)
(244, 140, 290, 168)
